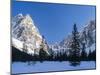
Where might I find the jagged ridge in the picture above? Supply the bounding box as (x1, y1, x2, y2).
(50, 20, 96, 54)
(12, 14, 49, 55)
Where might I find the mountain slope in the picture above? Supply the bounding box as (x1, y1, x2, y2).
(12, 14, 49, 55)
(50, 20, 96, 53)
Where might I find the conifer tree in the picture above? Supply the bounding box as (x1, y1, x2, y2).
(81, 43, 87, 61)
(69, 24, 81, 66)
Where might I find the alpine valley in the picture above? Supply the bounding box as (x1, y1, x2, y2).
(12, 14, 96, 58)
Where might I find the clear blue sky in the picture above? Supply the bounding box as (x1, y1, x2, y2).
(12, 1, 96, 44)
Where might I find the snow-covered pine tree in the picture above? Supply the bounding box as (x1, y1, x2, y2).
(69, 24, 81, 63)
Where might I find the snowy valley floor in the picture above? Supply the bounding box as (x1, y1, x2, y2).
(12, 61, 96, 74)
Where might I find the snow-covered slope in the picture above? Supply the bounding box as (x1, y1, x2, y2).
(12, 14, 49, 55)
(12, 14, 96, 55)
(50, 20, 96, 53)
(12, 37, 23, 51)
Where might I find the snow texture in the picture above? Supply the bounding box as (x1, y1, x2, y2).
(12, 61, 96, 74)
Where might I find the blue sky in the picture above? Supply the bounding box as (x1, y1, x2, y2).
(12, 1, 96, 44)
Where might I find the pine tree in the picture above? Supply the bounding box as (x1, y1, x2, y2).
(49, 48, 54, 60)
(81, 43, 87, 61)
(88, 49, 92, 61)
(69, 24, 81, 66)
(39, 47, 48, 61)
(39, 36, 48, 61)
(91, 50, 96, 61)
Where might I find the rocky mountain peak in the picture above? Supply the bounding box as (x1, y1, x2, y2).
(12, 14, 49, 55)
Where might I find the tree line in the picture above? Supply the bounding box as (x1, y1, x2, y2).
(12, 24, 96, 66)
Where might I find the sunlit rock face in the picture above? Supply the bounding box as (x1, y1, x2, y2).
(12, 14, 49, 55)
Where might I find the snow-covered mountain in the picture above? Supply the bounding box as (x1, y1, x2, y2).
(50, 20, 96, 53)
(79, 20, 96, 47)
(12, 13, 96, 56)
(12, 14, 49, 55)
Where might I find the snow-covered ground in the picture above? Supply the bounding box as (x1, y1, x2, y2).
(12, 61, 96, 74)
